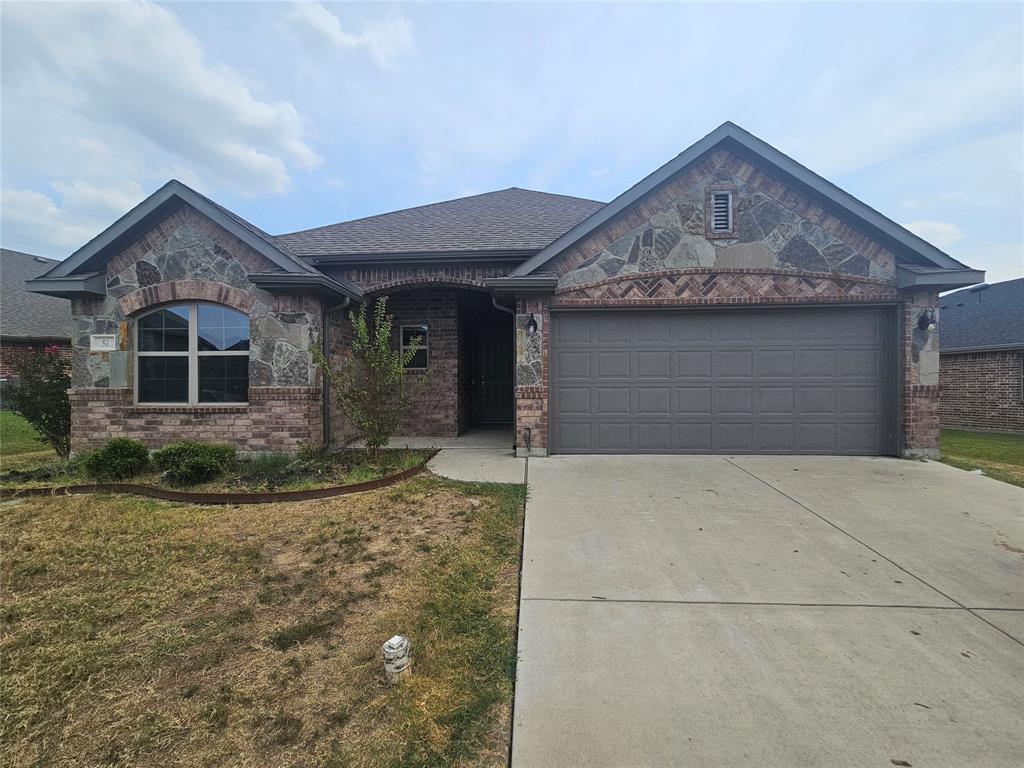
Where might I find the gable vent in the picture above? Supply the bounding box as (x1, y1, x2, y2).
(711, 192, 732, 231)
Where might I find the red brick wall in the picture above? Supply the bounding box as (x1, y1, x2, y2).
(0, 339, 71, 380)
(514, 297, 550, 455)
(899, 288, 941, 458)
(68, 387, 323, 454)
(940, 350, 1024, 433)
(384, 288, 462, 436)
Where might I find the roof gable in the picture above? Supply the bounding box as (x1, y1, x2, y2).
(41, 180, 318, 280)
(277, 187, 604, 259)
(512, 122, 980, 284)
(939, 278, 1024, 352)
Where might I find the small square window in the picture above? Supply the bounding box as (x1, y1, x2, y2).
(401, 325, 428, 370)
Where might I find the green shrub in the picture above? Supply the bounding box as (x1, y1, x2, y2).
(240, 452, 294, 487)
(81, 438, 150, 481)
(4, 346, 71, 458)
(153, 441, 235, 485)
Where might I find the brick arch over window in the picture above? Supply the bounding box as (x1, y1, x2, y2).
(118, 279, 256, 317)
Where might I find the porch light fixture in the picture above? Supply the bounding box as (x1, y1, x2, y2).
(525, 314, 538, 337)
(917, 309, 937, 333)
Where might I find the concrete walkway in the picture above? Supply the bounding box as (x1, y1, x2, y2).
(512, 455, 1024, 767)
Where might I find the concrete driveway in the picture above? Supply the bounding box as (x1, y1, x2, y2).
(512, 456, 1024, 767)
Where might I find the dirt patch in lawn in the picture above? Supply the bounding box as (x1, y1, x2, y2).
(1, 474, 525, 767)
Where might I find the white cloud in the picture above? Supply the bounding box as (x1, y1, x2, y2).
(2, 1, 320, 194)
(903, 220, 965, 250)
(1, 189, 106, 253)
(285, 2, 413, 68)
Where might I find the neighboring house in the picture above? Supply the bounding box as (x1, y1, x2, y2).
(27, 122, 982, 458)
(1, 248, 73, 385)
(939, 278, 1024, 433)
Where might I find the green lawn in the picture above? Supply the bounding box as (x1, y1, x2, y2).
(939, 428, 1024, 488)
(0, 411, 55, 470)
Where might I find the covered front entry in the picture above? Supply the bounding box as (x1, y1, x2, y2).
(460, 291, 514, 428)
(379, 286, 513, 437)
(549, 306, 897, 455)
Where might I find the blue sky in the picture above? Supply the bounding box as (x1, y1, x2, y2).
(2, 1, 1021, 283)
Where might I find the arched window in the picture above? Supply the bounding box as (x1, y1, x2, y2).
(136, 303, 249, 404)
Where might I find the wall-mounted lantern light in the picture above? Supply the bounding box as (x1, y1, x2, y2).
(525, 313, 538, 337)
(917, 308, 937, 333)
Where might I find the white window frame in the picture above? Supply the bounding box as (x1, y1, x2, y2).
(400, 324, 429, 371)
(711, 191, 734, 232)
(135, 302, 249, 406)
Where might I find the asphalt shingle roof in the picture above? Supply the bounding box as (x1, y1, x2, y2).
(1, 249, 74, 340)
(939, 278, 1024, 351)
(276, 187, 605, 257)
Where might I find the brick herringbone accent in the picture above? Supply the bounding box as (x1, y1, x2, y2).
(553, 269, 896, 306)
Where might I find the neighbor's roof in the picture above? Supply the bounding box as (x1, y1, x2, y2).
(939, 278, 1024, 352)
(277, 187, 605, 258)
(0, 249, 74, 340)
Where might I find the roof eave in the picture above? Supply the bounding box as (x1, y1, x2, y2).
(247, 272, 364, 303)
(24, 272, 106, 300)
(897, 266, 986, 292)
(303, 249, 535, 267)
(941, 342, 1024, 355)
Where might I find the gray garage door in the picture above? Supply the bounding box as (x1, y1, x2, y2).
(550, 307, 896, 455)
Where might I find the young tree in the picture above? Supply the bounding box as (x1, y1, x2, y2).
(5, 345, 72, 458)
(313, 297, 426, 461)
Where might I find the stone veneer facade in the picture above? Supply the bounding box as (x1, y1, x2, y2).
(65, 148, 949, 458)
(940, 350, 1024, 433)
(67, 206, 326, 453)
(511, 148, 941, 458)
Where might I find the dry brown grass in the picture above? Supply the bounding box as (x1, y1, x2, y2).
(1, 474, 525, 767)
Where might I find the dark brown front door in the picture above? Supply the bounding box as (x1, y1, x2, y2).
(477, 331, 514, 425)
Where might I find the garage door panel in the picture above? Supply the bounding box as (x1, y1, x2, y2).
(759, 422, 796, 451)
(759, 386, 795, 416)
(550, 308, 893, 455)
(557, 387, 591, 415)
(555, 351, 591, 379)
(841, 349, 881, 378)
(635, 422, 672, 451)
(677, 387, 712, 415)
(717, 422, 754, 452)
(677, 351, 712, 378)
(595, 388, 631, 415)
(718, 387, 754, 416)
(596, 351, 630, 378)
(636, 351, 671, 378)
(718, 350, 753, 378)
(596, 423, 630, 451)
(797, 349, 838, 377)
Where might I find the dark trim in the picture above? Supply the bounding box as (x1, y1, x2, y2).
(941, 343, 1024, 355)
(897, 266, 986, 291)
(513, 121, 980, 279)
(304, 249, 534, 266)
(38, 180, 315, 280)
(0, 336, 71, 343)
(485, 275, 558, 306)
(24, 272, 106, 299)
(248, 272, 363, 302)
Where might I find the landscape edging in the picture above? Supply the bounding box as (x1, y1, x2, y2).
(0, 451, 437, 505)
